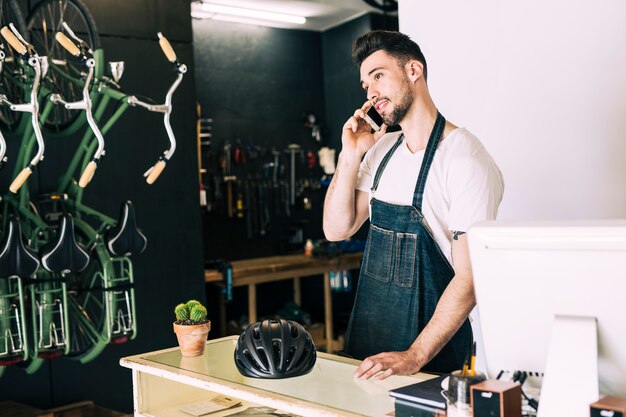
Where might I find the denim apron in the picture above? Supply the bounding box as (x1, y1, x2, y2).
(344, 113, 472, 373)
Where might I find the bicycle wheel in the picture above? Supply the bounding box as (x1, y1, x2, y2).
(0, 0, 29, 133)
(27, 0, 101, 134)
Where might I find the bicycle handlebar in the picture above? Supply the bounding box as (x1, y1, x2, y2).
(1, 25, 45, 193)
(50, 23, 103, 188)
(55, 32, 80, 57)
(145, 160, 166, 185)
(1, 26, 26, 55)
(0, 53, 4, 168)
(126, 32, 185, 185)
(157, 32, 176, 63)
(0, 129, 6, 170)
(9, 167, 33, 193)
(78, 161, 97, 188)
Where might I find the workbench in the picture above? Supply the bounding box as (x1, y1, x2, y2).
(205, 253, 363, 352)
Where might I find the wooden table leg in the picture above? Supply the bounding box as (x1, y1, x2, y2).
(293, 277, 301, 305)
(248, 284, 257, 324)
(323, 272, 333, 352)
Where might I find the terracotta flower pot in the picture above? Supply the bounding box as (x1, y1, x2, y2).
(173, 321, 211, 357)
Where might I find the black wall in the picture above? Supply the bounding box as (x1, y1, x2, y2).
(193, 18, 329, 336)
(1, 0, 203, 413)
(322, 14, 399, 150)
(193, 19, 327, 262)
(193, 13, 397, 337)
(193, 13, 397, 261)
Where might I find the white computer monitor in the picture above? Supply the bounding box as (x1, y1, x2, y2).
(468, 220, 626, 417)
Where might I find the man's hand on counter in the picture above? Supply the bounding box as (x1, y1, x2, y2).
(353, 349, 423, 380)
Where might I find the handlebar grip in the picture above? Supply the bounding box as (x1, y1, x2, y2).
(9, 167, 32, 193)
(78, 161, 97, 188)
(157, 32, 177, 62)
(146, 160, 166, 185)
(55, 32, 81, 57)
(1, 26, 26, 55)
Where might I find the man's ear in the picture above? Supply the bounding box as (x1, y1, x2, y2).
(405, 60, 424, 83)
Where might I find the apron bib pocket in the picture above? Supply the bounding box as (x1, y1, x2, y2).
(364, 224, 393, 283)
(394, 232, 417, 287)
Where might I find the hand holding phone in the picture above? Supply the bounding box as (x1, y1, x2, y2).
(341, 101, 387, 157)
(364, 105, 384, 132)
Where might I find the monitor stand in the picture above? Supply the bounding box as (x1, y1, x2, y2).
(538, 315, 599, 417)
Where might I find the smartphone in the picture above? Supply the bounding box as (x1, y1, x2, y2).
(364, 105, 384, 132)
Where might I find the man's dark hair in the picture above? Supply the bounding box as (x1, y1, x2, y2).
(352, 30, 428, 80)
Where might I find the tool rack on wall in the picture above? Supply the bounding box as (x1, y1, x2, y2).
(197, 106, 329, 258)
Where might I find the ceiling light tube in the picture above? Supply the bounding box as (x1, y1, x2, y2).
(200, 3, 306, 24)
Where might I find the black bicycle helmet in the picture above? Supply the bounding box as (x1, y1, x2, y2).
(234, 319, 316, 379)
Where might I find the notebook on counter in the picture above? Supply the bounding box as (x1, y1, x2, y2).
(388, 374, 448, 410)
(394, 398, 447, 417)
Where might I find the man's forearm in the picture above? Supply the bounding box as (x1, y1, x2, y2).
(323, 151, 362, 241)
(409, 274, 476, 367)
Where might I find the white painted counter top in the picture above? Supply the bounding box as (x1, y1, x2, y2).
(120, 336, 435, 417)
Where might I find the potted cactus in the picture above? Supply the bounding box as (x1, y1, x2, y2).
(173, 299, 211, 357)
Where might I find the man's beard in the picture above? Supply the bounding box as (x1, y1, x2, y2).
(382, 77, 414, 126)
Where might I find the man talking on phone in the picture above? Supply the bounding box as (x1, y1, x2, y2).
(323, 30, 504, 380)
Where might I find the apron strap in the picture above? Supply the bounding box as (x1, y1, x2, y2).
(371, 134, 404, 193)
(412, 112, 446, 210)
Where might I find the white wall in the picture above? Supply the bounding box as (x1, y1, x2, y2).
(399, 0, 626, 220)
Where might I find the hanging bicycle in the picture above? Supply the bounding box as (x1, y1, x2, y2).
(0, 0, 186, 377)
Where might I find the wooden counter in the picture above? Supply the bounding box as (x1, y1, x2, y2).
(205, 253, 363, 352)
(120, 336, 434, 417)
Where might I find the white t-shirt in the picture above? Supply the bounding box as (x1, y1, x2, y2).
(355, 128, 504, 263)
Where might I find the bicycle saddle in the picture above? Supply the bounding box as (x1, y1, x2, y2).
(106, 201, 147, 256)
(40, 214, 90, 273)
(0, 217, 40, 278)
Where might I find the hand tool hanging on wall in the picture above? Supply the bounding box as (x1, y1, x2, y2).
(282, 181, 291, 217)
(304, 112, 322, 143)
(245, 180, 253, 239)
(234, 139, 247, 165)
(247, 143, 259, 160)
(221, 141, 237, 218)
(213, 175, 222, 212)
(235, 180, 245, 219)
(272, 150, 280, 184)
(258, 182, 267, 235)
(306, 151, 317, 170)
(263, 181, 271, 233)
(284, 144, 303, 206)
(302, 179, 312, 210)
(224, 175, 237, 218)
(196, 104, 212, 209)
(270, 149, 281, 216)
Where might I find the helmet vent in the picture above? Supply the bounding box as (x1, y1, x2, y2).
(272, 340, 282, 365)
(287, 345, 297, 364)
(243, 350, 262, 370)
(254, 347, 269, 370)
